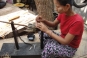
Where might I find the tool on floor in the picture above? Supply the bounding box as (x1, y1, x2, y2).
(11, 21, 19, 50)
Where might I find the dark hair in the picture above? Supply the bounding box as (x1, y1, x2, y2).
(57, 0, 73, 6)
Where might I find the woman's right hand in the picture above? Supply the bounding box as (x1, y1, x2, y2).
(36, 16, 45, 23)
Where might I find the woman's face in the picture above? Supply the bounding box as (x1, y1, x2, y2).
(53, 0, 70, 14)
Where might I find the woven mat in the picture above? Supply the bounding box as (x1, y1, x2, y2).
(0, 3, 36, 39)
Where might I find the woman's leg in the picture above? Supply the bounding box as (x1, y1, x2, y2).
(39, 31, 77, 58)
(39, 31, 60, 46)
(41, 39, 77, 58)
(38, 31, 77, 58)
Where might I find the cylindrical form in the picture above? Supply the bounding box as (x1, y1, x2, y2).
(41, 31, 43, 49)
(11, 21, 19, 50)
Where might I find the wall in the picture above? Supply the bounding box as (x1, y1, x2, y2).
(72, 0, 87, 24)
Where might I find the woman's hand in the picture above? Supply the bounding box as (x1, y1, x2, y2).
(36, 22, 49, 33)
(36, 16, 45, 23)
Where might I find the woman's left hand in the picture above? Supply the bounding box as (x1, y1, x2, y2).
(36, 22, 49, 33)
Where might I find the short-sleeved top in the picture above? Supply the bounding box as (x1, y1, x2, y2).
(57, 13, 84, 48)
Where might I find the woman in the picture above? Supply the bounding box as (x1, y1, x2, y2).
(36, 0, 84, 58)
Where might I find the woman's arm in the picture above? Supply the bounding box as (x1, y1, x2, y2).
(36, 16, 59, 27)
(43, 18, 59, 27)
(36, 22, 75, 45)
(46, 30, 75, 45)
